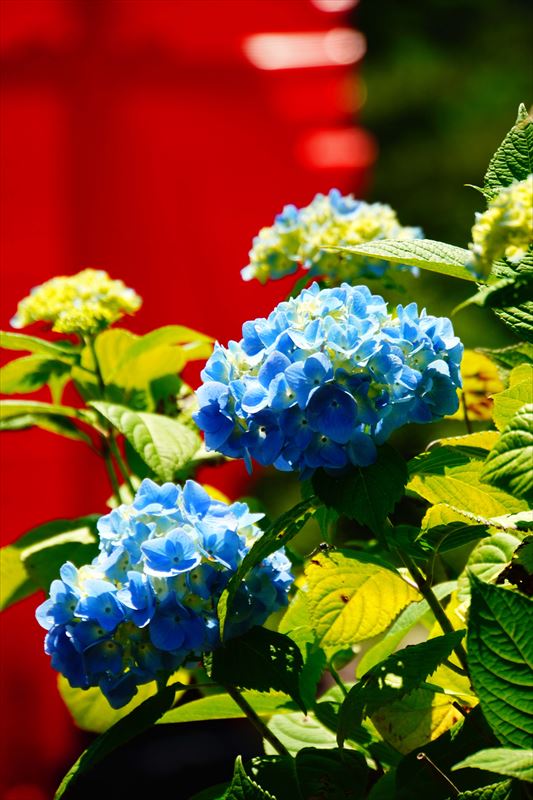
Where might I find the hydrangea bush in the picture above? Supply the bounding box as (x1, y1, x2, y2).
(1, 106, 532, 800)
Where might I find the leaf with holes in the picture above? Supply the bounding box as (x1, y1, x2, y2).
(484, 104, 533, 195)
(90, 401, 201, 481)
(332, 239, 476, 281)
(205, 627, 305, 712)
(467, 577, 533, 749)
(312, 445, 407, 535)
(337, 632, 465, 747)
(304, 550, 419, 658)
(481, 404, 533, 502)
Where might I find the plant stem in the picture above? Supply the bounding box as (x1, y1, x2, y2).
(329, 663, 348, 697)
(400, 550, 469, 674)
(223, 684, 290, 756)
(108, 434, 135, 496)
(102, 437, 122, 506)
(416, 753, 459, 797)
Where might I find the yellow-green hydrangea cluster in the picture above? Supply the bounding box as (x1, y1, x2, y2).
(470, 175, 533, 275)
(11, 269, 142, 335)
(242, 189, 423, 285)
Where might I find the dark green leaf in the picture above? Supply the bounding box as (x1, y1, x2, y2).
(467, 577, 533, 749)
(497, 536, 533, 596)
(218, 496, 318, 636)
(456, 780, 524, 799)
(332, 239, 476, 281)
(90, 401, 201, 481)
(337, 632, 465, 747)
(205, 627, 305, 712)
(461, 275, 533, 343)
(250, 748, 370, 800)
(484, 104, 533, 195)
(478, 343, 533, 371)
(313, 445, 408, 534)
(481, 404, 533, 502)
(0, 516, 99, 611)
(453, 748, 533, 783)
(225, 757, 276, 800)
(55, 682, 181, 799)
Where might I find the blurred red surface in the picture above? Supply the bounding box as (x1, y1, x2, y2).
(0, 0, 370, 794)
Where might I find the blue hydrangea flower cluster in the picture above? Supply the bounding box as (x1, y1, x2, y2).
(194, 283, 463, 476)
(241, 189, 423, 285)
(36, 479, 293, 708)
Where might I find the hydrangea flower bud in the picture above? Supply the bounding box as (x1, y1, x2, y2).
(241, 189, 423, 284)
(36, 479, 293, 708)
(469, 175, 533, 275)
(194, 283, 463, 476)
(11, 268, 142, 335)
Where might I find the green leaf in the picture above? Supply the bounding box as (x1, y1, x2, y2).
(312, 445, 408, 535)
(225, 757, 276, 800)
(333, 239, 476, 281)
(21, 528, 98, 591)
(250, 748, 370, 800)
(492, 365, 533, 431)
(278, 589, 327, 709)
(0, 354, 71, 395)
(418, 504, 491, 554)
(456, 780, 522, 799)
(0, 412, 93, 444)
(356, 581, 457, 676)
(481, 404, 533, 502)
(408, 447, 528, 517)
(461, 275, 533, 343)
(0, 398, 84, 421)
(457, 532, 522, 604)
(478, 343, 533, 371)
(160, 691, 295, 725)
(304, 550, 419, 658)
(266, 710, 342, 756)
(190, 783, 229, 800)
(58, 669, 189, 733)
(484, 104, 533, 195)
(453, 748, 533, 783)
(467, 577, 533, 749)
(435, 432, 500, 452)
(90, 401, 201, 481)
(218, 496, 318, 636)
(54, 682, 181, 800)
(0, 330, 79, 360)
(0, 516, 99, 611)
(337, 632, 465, 747)
(205, 627, 305, 712)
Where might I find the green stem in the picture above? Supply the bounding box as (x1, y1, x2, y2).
(108, 434, 135, 496)
(102, 437, 122, 506)
(223, 684, 289, 756)
(329, 663, 348, 697)
(400, 549, 469, 674)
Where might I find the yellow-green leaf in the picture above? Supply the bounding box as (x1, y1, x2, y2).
(304, 550, 419, 658)
(492, 364, 533, 431)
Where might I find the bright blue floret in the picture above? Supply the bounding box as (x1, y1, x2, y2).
(194, 282, 463, 476)
(36, 479, 293, 708)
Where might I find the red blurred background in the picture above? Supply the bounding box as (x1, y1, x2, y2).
(0, 1, 372, 796)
